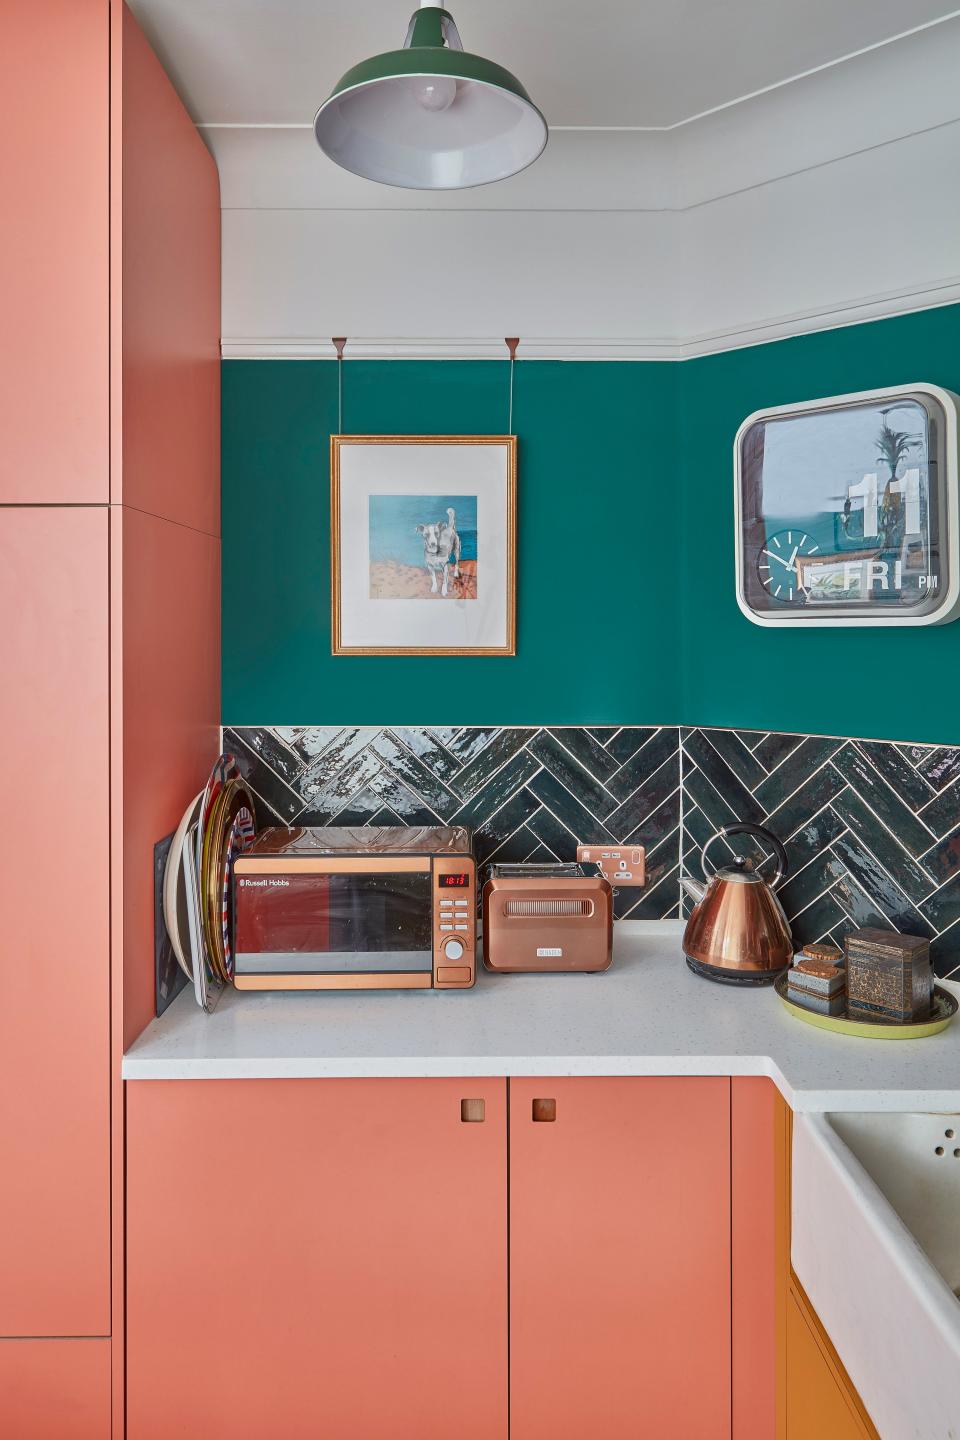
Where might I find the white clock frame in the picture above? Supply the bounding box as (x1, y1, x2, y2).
(733, 382, 960, 628)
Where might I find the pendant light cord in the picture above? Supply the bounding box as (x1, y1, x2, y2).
(333, 337, 347, 432)
(506, 337, 519, 434)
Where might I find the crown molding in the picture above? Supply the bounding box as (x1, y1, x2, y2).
(221, 273, 960, 363)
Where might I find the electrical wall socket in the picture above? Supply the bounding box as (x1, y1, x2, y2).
(576, 845, 646, 886)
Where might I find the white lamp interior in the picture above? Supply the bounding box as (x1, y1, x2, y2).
(318, 77, 547, 189)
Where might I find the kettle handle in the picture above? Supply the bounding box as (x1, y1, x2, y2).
(702, 823, 789, 888)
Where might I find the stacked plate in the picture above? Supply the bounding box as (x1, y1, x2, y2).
(163, 754, 255, 1011)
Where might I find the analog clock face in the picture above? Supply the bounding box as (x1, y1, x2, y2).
(736, 387, 957, 626)
(756, 530, 820, 602)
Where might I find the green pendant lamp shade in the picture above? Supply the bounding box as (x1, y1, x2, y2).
(314, 2, 548, 189)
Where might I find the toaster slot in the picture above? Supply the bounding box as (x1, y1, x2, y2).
(503, 899, 595, 917)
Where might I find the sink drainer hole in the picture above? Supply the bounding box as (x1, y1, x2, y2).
(935, 1146, 945, 1156)
(955, 1149, 960, 1159)
(946, 1128, 956, 1139)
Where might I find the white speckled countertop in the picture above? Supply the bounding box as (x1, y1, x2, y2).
(124, 921, 960, 1111)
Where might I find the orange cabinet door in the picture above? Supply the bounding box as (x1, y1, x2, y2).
(510, 1077, 731, 1440)
(0, 1339, 110, 1439)
(0, 509, 111, 1335)
(786, 1286, 878, 1440)
(127, 1079, 508, 1440)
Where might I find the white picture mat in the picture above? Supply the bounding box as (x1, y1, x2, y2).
(337, 442, 511, 650)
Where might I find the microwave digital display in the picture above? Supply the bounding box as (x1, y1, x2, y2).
(439, 872, 471, 888)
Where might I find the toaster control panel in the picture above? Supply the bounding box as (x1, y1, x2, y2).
(433, 857, 476, 987)
(577, 845, 646, 887)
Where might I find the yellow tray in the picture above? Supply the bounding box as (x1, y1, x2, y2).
(774, 973, 958, 1039)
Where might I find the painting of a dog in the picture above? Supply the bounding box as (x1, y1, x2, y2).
(368, 494, 478, 600)
(331, 435, 515, 655)
(416, 508, 461, 596)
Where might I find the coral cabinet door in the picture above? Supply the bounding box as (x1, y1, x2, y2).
(0, 1339, 110, 1438)
(0, 0, 108, 502)
(0, 509, 110, 1336)
(127, 1079, 508, 1440)
(510, 1077, 731, 1440)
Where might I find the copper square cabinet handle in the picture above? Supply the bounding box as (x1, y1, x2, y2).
(532, 1098, 556, 1122)
(460, 1098, 486, 1123)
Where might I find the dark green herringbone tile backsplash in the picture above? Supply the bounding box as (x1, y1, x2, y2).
(224, 724, 960, 976)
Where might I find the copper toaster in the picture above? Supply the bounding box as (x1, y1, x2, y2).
(482, 863, 613, 973)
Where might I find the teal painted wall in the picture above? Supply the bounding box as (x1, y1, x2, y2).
(678, 304, 960, 745)
(222, 359, 680, 724)
(222, 305, 960, 742)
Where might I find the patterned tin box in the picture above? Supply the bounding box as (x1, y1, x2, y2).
(844, 927, 933, 1024)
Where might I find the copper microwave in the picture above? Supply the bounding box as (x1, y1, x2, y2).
(232, 826, 476, 991)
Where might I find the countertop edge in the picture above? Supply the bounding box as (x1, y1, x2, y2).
(120, 1056, 960, 1113)
(121, 1054, 781, 1083)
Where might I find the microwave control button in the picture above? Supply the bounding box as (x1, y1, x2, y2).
(440, 923, 454, 932)
(437, 965, 471, 984)
(443, 937, 466, 962)
(440, 899, 453, 909)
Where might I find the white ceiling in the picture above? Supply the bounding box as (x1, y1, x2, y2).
(127, 0, 959, 130)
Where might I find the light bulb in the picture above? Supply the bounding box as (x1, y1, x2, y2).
(413, 75, 457, 112)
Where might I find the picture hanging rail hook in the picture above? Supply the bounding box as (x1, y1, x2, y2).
(505, 338, 519, 434)
(332, 338, 347, 433)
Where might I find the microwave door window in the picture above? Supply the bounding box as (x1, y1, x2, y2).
(234, 872, 434, 975)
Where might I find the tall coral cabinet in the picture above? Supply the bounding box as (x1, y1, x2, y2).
(0, 3, 220, 1435)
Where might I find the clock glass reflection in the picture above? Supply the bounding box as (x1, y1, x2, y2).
(739, 392, 947, 618)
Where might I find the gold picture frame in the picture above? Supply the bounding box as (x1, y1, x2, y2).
(331, 434, 517, 656)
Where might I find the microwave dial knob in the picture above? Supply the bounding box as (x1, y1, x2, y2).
(443, 938, 465, 962)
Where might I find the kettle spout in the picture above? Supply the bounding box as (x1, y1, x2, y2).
(680, 875, 706, 905)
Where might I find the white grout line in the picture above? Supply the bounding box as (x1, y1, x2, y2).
(621, 784, 682, 848)
(678, 731, 685, 881)
(239, 774, 289, 826)
(607, 747, 680, 821)
(932, 908, 960, 945)
(451, 730, 543, 804)
(788, 881, 841, 928)
(601, 725, 667, 784)
(618, 864, 681, 920)
(544, 724, 672, 807)
(780, 791, 847, 846)
(828, 872, 898, 926)
(545, 726, 636, 804)
(530, 792, 600, 850)
(691, 722, 953, 752)
(456, 765, 546, 835)
(917, 770, 960, 816)
(850, 736, 937, 798)
(755, 740, 842, 812)
(370, 733, 461, 808)
(834, 780, 941, 902)
(777, 826, 851, 895)
(229, 730, 308, 818)
(680, 753, 741, 825)
(478, 799, 548, 863)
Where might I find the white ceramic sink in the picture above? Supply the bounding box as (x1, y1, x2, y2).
(793, 1110, 960, 1440)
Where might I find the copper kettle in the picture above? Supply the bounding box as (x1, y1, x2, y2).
(681, 823, 793, 985)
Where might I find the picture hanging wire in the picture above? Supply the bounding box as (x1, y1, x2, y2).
(332, 337, 347, 431)
(506, 337, 519, 433)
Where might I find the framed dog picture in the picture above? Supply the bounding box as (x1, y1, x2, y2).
(331, 435, 517, 656)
